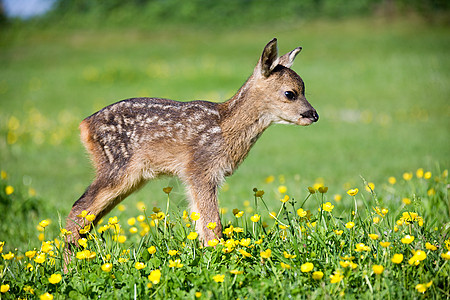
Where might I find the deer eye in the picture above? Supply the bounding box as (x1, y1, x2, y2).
(284, 91, 296, 101)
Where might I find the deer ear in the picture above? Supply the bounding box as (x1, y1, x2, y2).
(256, 38, 279, 77)
(278, 47, 302, 69)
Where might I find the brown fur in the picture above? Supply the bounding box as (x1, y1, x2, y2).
(65, 38, 318, 247)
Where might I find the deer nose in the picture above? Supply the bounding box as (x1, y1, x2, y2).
(302, 110, 319, 122)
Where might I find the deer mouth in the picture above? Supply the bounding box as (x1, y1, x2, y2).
(298, 110, 319, 126)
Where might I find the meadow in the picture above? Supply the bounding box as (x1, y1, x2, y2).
(0, 15, 449, 298)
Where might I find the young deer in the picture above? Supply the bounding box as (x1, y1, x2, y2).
(65, 38, 318, 246)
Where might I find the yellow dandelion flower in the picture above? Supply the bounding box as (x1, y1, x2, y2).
(168, 259, 183, 268)
(372, 265, 384, 275)
(401, 235, 414, 244)
(388, 176, 396, 184)
(85, 214, 95, 222)
(207, 222, 217, 230)
(5, 185, 14, 195)
(334, 229, 343, 236)
(372, 216, 381, 224)
(108, 216, 118, 225)
(168, 250, 178, 256)
(41, 241, 53, 253)
(424, 171, 432, 179)
(425, 242, 437, 251)
(48, 274, 62, 284)
(265, 175, 275, 183)
(213, 274, 225, 283)
(379, 241, 391, 248)
(330, 270, 344, 283)
(345, 222, 355, 229)
(312, 271, 324, 280)
(39, 219, 50, 228)
(40, 292, 53, 300)
(134, 262, 146, 270)
(416, 168, 424, 178)
(368, 234, 379, 240)
(320, 202, 334, 212)
(402, 197, 411, 205)
(391, 253, 403, 264)
(300, 262, 314, 273)
(0, 241, 4, 253)
(230, 269, 244, 275)
(190, 212, 200, 221)
(283, 251, 297, 259)
(77, 210, 88, 218)
(238, 249, 252, 258)
(148, 269, 161, 284)
(260, 249, 272, 259)
(415, 281, 432, 293)
(2, 252, 14, 260)
(34, 253, 45, 264)
(187, 232, 198, 240)
(0, 170, 7, 180)
(250, 214, 261, 223)
(1, 284, 10, 293)
(280, 262, 291, 269)
(147, 246, 156, 254)
(78, 238, 88, 248)
(355, 243, 370, 252)
(297, 208, 307, 218)
(278, 185, 287, 194)
(25, 250, 36, 259)
(280, 195, 289, 203)
(365, 182, 375, 192)
(440, 251, 450, 260)
(207, 239, 219, 247)
(334, 194, 342, 202)
(403, 172, 413, 181)
(347, 188, 359, 196)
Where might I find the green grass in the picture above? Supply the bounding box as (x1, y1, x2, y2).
(0, 17, 449, 297)
(0, 168, 449, 298)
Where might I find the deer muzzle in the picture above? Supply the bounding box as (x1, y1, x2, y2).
(298, 110, 319, 126)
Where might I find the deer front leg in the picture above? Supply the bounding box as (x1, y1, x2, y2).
(185, 179, 223, 244)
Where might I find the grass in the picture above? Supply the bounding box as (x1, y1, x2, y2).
(0, 168, 449, 298)
(0, 16, 449, 298)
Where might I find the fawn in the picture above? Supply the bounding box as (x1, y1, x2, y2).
(65, 38, 318, 246)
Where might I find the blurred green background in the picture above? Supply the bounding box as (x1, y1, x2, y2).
(0, 0, 449, 244)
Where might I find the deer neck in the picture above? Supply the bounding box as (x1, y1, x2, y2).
(218, 77, 272, 172)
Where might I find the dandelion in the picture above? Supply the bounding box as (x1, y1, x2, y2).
(402, 197, 411, 205)
(334, 194, 342, 202)
(48, 273, 62, 284)
(238, 249, 252, 258)
(297, 208, 307, 218)
(388, 176, 396, 184)
(85, 214, 95, 222)
(108, 216, 118, 225)
(320, 202, 334, 212)
(190, 212, 200, 221)
(39, 219, 50, 228)
(239, 238, 251, 247)
(283, 251, 297, 259)
(168, 250, 178, 256)
(78, 238, 88, 248)
(312, 271, 324, 280)
(278, 185, 287, 194)
(208, 239, 219, 247)
(280, 195, 289, 203)
(265, 175, 275, 183)
(403, 172, 413, 181)
(0, 241, 4, 253)
(25, 250, 36, 259)
(40, 292, 53, 300)
(168, 259, 183, 268)
(101, 263, 113, 272)
(401, 235, 414, 244)
(355, 243, 370, 252)
(334, 229, 343, 236)
(260, 249, 272, 259)
(148, 269, 161, 284)
(415, 281, 433, 293)
(206, 222, 217, 230)
(365, 182, 375, 192)
(1, 284, 9, 293)
(347, 188, 359, 196)
(135, 262, 146, 270)
(280, 262, 291, 269)
(195, 292, 202, 298)
(379, 241, 391, 248)
(213, 274, 225, 283)
(2, 252, 14, 260)
(372, 265, 384, 275)
(250, 214, 261, 222)
(41, 241, 53, 253)
(372, 216, 381, 224)
(300, 262, 314, 273)
(330, 270, 344, 283)
(391, 253, 403, 264)
(5, 185, 14, 195)
(368, 234, 379, 240)
(187, 232, 198, 240)
(424, 171, 432, 179)
(345, 222, 355, 229)
(34, 253, 45, 264)
(148, 246, 156, 254)
(230, 269, 244, 275)
(440, 251, 450, 260)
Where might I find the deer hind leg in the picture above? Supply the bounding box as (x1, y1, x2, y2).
(185, 178, 223, 244)
(65, 171, 146, 244)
